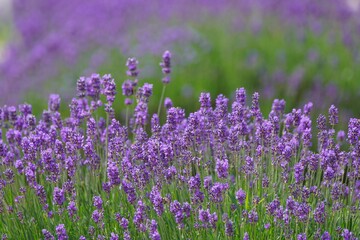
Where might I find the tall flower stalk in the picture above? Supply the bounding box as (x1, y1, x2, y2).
(157, 50, 171, 118)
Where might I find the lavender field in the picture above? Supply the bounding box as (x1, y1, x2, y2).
(0, 52, 359, 239)
(0, 0, 360, 239)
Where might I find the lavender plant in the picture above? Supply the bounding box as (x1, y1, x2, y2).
(0, 52, 359, 239)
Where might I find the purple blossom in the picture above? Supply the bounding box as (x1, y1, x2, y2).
(126, 58, 139, 78)
(225, 219, 234, 237)
(133, 200, 146, 232)
(67, 201, 77, 218)
(122, 80, 134, 97)
(329, 105, 339, 125)
(314, 201, 326, 224)
(92, 209, 103, 224)
(297, 233, 307, 240)
(55, 224, 68, 240)
(53, 187, 65, 206)
(198, 208, 217, 229)
(110, 233, 119, 240)
(42, 229, 55, 240)
(107, 160, 121, 186)
(264, 223, 270, 229)
(321, 231, 331, 240)
(149, 219, 161, 240)
(160, 50, 171, 84)
(243, 232, 249, 240)
(48, 94, 61, 112)
(341, 229, 357, 240)
(170, 200, 184, 226)
(188, 174, 201, 191)
(248, 209, 258, 223)
(122, 179, 137, 204)
(215, 157, 229, 179)
(120, 217, 129, 229)
(150, 186, 164, 216)
(93, 196, 103, 210)
(209, 182, 229, 203)
(164, 97, 173, 110)
(236, 188, 246, 205)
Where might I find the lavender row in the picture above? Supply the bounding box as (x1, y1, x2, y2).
(0, 52, 359, 239)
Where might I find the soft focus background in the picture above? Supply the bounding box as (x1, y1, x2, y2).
(1, 0, 360, 123)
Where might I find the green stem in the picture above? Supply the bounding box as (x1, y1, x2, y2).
(125, 106, 129, 129)
(157, 85, 167, 118)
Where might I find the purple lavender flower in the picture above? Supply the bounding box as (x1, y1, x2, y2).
(120, 217, 129, 229)
(348, 118, 360, 145)
(209, 182, 229, 203)
(107, 160, 121, 186)
(42, 229, 55, 240)
(53, 187, 65, 206)
(170, 200, 184, 226)
(324, 166, 335, 181)
(110, 233, 119, 240)
(314, 201, 326, 224)
(160, 50, 171, 84)
(251, 92, 262, 121)
(182, 202, 191, 218)
(264, 223, 270, 229)
(188, 174, 201, 191)
(102, 74, 117, 105)
(93, 196, 103, 210)
(7, 106, 17, 123)
(215, 157, 229, 179)
(150, 186, 164, 216)
(295, 202, 311, 222)
(137, 83, 153, 103)
(48, 94, 61, 112)
(225, 219, 234, 237)
(92, 209, 103, 224)
(126, 58, 139, 78)
(204, 176, 213, 190)
(248, 210, 258, 223)
(329, 105, 338, 125)
(199, 92, 211, 109)
(67, 201, 77, 218)
(55, 224, 68, 240)
(321, 231, 331, 240)
(297, 233, 307, 240)
(134, 101, 148, 127)
(337, 130, 345, 143)
(236, 188, 246, 205)
(122, 80, 134, 97)
(76, 77, 86, 98)
(124, 231, 131, 240)
(243, 232, 249, 240)
(164, 97, 173, 110)
(294, 162, 305, 183)
(133, 200, 146, 232)
(198, 208, 217, 229)
(198, 208, 210, 223)
(341, 229, 357, 240)
(122, 179, 137, 204)
(149, 219, 161, 240)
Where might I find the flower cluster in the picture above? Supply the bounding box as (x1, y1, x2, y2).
(0, 52, 359, 239)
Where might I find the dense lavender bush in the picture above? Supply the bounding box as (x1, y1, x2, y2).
(0, 52, 359, 239)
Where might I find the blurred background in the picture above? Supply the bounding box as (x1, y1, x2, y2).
(1, 0, 360, 125)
